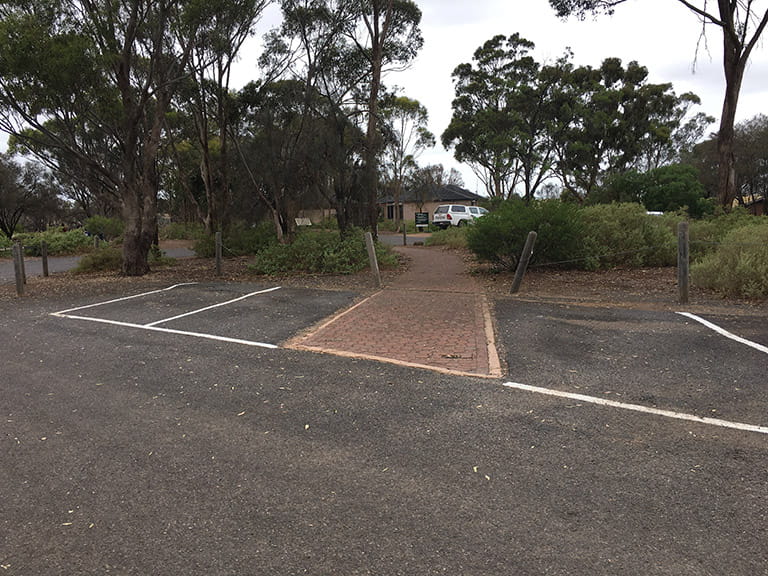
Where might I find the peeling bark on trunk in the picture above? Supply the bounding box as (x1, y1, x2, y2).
(716, 25, 746, 210)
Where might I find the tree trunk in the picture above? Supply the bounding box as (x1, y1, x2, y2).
(716, 31, 746, 210)
(121, 183, 153, 276)
(363, 1, 393, 241)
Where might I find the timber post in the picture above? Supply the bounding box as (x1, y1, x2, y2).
(678, 222, 689, 305)
(365, 231, 382, 289)
(511, 231, 538, 294)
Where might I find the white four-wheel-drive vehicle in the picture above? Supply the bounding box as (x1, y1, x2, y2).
(432, 204, 488, 229)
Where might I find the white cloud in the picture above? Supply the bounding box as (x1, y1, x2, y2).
(394, 0, 768, 192)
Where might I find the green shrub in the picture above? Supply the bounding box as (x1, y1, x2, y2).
(580, 203, 676, 269)
(593, 165, 714, 219)
(692, 223, 768, 299)
(688, 208, 762, 262)
(250, 229, 396, 275)
(16, 228, 92, 256)
(84, 216, 124, 241)
(75, 246, 123, 273)
(379, 219, 425, 234)
(466, 198, 584, 270)
(425, 226, 468, 249)
(160, 221, 204, 240)
(193, 220, 277, 257)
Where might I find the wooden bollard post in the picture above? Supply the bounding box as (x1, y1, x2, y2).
(678, 222, 689, 305)
(41, 240, 49, 277)
(215, 231, 222, 276)
(365, 231, 382, 288)
(17, 240, 26, 284)
(12, 243, 24, 296)
(511, 231, 538, 294)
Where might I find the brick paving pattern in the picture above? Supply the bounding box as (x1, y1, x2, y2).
(290, 245, 500, 377)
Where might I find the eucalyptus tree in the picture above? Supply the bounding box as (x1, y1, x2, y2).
(8, 128, 122, 219)
(406, 164, 466, 212)
(0, 154, 27, 239)
(380, 95, 435, 230)
(256, 0, 421, 236)
(554, 58, 702, 202)
(733, 114, 768, 203)
(0, 155, 62, 237)
(236, 79, 360, 242)
(549, 0, 768, 209)
(345, 0, 423, 236)
(442, 34, 562, 202)
(0, 0, 212, 275)
(180, 0, 269, 236)
(258, 0, 369, 235)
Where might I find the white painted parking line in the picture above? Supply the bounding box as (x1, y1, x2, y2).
(55, 314, 278, 349)
(52, 283, 198, 315)
(677, 312, 768, 355)
(503, 382, 768, 435)
(145, 286, 282, 327)
(51, 284, 282, 350)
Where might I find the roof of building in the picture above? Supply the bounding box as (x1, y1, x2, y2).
(379, 184, 483, 204)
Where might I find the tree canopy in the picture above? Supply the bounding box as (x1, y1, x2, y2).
(443, 33, 707, 203)
(549, 0, 768, 210)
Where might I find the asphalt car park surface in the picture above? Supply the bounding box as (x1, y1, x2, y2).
(2, 283, 767, 575)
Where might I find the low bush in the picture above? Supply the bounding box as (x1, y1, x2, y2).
(160, 221, 204, 240)
(16, 228, 93, 256)
(687, 208, 762, 262)
(74, 246, 123, 273)
(379, 219, 426, 234)
(250, 229, 396, 275)
(692, 223, 768, 299)
(84, 216, 124, 241)
(194, 220, 277, 257)
(466, 198, 584, 270)
(74, 245, 175, 273)
(580, 203, 676, 269)
(425, 226, 468, 249)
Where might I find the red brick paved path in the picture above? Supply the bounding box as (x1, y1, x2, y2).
(288, 246, 501, 378)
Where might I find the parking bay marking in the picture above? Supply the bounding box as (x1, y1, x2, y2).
(504, 312, 768, 436)
(145, 286, 282, 327)
(677, 312, 768, 355)
(503, 382, 768, 435)
(51, 285, 282, 350)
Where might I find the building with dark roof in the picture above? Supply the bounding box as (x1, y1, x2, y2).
(379, 185, 485, 223)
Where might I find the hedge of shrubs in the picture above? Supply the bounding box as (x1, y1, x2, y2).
(13, 228, 93, 256)
(465, 200, 768, 298)
(691, 223, 768, 299)
(250, 228, 397, 275)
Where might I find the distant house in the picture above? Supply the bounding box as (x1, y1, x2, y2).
(740, 193, 765, 216)
(379, 184, 485, 224)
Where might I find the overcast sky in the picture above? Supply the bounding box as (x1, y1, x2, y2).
(236, 0, 768, 194)
(4, 1, 764, 196)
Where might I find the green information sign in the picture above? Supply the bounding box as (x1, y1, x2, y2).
(415, 212, 429, 228)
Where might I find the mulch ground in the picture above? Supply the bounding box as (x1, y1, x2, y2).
(1, 247, 765, 315)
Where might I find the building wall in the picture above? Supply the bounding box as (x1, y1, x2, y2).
(383, 200, 479, 225)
